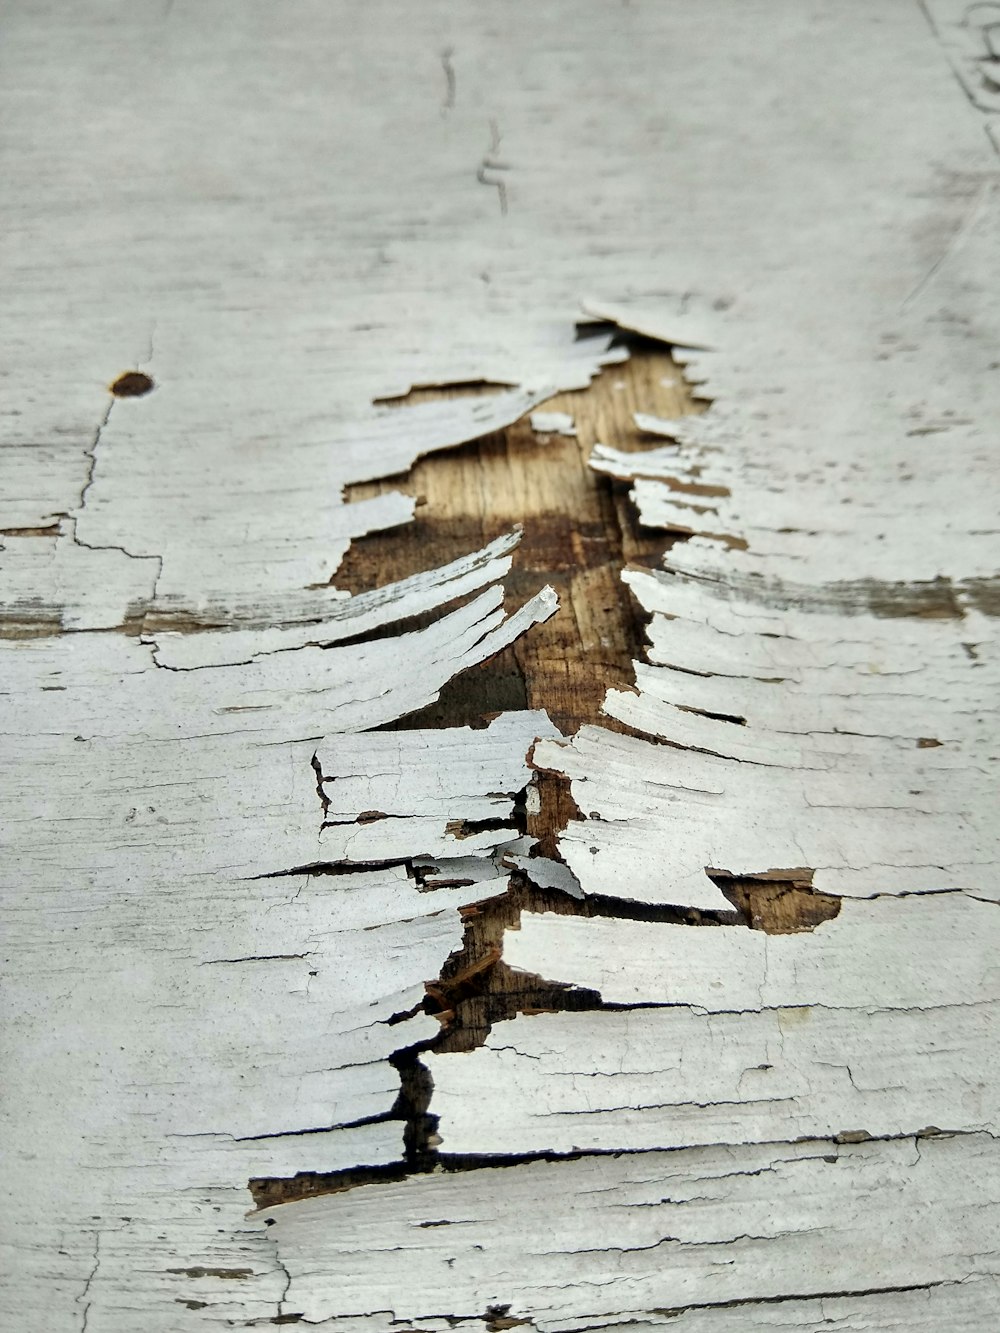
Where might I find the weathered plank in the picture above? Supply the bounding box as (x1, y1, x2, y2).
(257, 1134, 1000, 1328)
(2, 2, 999, 1330)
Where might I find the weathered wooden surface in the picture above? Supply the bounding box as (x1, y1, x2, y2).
(339, 342, 690, 737)
(2, 2, 999, 1330)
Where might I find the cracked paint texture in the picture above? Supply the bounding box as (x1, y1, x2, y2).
(2, 1, 999, 1330)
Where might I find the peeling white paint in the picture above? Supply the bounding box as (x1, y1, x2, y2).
(506, 894, 1000, 1010)
(316, 711, 559, 864)
(3, 1, 999, 1329)
(503, 850, 585, 899)
(530, 410, 577, 438)
(0, 571, 557, 1325)
(431, 894, 1000, 1154)
(429, 999, 999, 1153)
(0, 519, 159, 631)
(256, 1134, 1000, 1328)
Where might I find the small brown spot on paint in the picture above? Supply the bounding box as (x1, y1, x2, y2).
(916, 737, 943, 748)
(109, 370, 155, 398)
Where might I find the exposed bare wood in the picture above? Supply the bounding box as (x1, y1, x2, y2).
(338, 342, 695, 740)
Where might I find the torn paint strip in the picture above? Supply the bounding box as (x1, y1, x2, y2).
(256, 1134, 1000, 1327)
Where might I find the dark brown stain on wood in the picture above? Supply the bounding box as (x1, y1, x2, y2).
(0, 524, 62, 537)
(109, 370, 155, 397)
(706, 867, 841, 934)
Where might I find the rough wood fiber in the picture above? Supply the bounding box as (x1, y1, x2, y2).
(2, 2, 999, 1331)
(336, 343, 691, 739)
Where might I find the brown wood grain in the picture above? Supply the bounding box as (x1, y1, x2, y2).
(336, 337, 696, 739)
